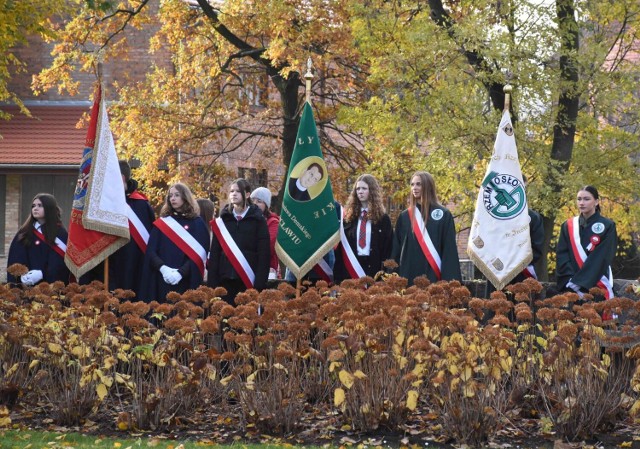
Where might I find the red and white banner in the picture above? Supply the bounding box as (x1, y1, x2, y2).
(211, 217, 255, 288)
(568, 216, 613, 299)
(155, 216, 207, 277)
(312, 257, 333, 283)
(65, 84, 130, 278)
(408, 206, 442, 280)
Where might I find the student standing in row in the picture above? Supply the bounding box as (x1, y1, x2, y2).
(208, 179, 270, 304)
(109, 160, 155, 297)
(334, 174, 393, 282)
(556, 185, 617, 299)
(391, 171, 461, 284)
(7, 193, 70, 286)
(250, 187, 281, 280)
(139, 183, 210, 302)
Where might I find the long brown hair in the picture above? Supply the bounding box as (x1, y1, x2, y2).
(344, 174, 386, 223)
(408, 171, 440, 222)
(160, 183, 200, 219)
(17, 193, 63, 246)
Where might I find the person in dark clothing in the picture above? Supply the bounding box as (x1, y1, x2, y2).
(391, 171, 461, 285)
(334, 174, 393, 282)
(107, 160, 155, 297)
(556, 185, 617, 299)
(139, 183, 210, 302)
(208, 179, 270, 305)
(7, 193, 70, 286)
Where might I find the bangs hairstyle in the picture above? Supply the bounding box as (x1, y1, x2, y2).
(408, 171, 440, 222)
(17, 193, 63, 246)
(344, 174, 386, 223)
(160, 182, 200, 219)
(223, 178, 252, 212)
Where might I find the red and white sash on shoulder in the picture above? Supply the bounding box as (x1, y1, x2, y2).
(126, 204, 149, 253)
(522, 265, 537, 280)
(408, 207, 442, 280)
(33, 226, 66, 259)
(155, 216, 207, 277)
(567, 216, 613, 299)
(211, 217, 255, 289)
(312, 257, 333, 283)
(339, 209, 366, 279)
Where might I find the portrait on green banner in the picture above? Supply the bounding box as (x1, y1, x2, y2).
(287, 156, 328, 202)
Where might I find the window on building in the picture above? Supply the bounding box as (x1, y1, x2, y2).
(20, 175, 77, 228)
(238, 167, 268, 188)
(238, 72, 268, 108)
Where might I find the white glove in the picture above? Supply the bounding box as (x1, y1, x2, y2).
(159, 265, 173, 284)
(21, 270, 43, 286)
(29, 270, 43, 284)
(21, 273, 34, 286)
(167, 269, 182, 285)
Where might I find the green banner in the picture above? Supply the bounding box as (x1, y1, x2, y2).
(275, 102, 340, 279)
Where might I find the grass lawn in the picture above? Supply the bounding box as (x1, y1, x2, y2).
(0, 429, 320, 449)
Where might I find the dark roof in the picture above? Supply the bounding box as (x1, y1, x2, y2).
(0, 104, 89, 166)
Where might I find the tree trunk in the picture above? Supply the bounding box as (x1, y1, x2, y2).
(539, 0, 580, 281)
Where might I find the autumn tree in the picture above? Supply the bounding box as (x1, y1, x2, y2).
(341, 0, 640, 279)
(33, 0, 369, 206)
(0, 0, 70, 121)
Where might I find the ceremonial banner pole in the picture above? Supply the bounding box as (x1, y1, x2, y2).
(276, 57, 340, 293)
(467, 85, 532, 290)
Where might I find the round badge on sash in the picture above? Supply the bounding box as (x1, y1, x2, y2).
(591, 222, 605, 234)
(431, 209, 444, 221)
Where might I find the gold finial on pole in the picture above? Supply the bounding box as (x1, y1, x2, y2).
(503, 84, 512, 113)
(304, 57, 313, 104)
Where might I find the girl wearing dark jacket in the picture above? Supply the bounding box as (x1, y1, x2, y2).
(139, 183, 210, 302)
(208, 179, 270, 304)
(7, 193, 70, 286)
(556, 185, 617, 299)
(391, 171, 461, 284)
(334, 174, 393, 282)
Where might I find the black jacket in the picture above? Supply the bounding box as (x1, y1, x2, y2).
(208, 204, 270, 291)
(334, 213, 393, 282)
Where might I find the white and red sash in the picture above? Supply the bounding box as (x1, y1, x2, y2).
(408, 207, 442, 280)
(522, 265, 537, 280)
(154, 216, 207, 277)
(567, 216, 613, 299)
(312, 257, 333, 283)
(32, 226, 66, 259)
(339, 210, 366, 279)
(211, 217, 255, 289)
(126, 204, 149, 253)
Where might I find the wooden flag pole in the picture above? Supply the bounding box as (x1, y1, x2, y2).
(304, 57, 313, 104)
(503, 84, 512, 113)
(296, 277, 301, 299)
(104, 257, 109, 292)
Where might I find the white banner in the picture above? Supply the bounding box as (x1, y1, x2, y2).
(467, 110, 532, 290)
(83, 96, 130, 238)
